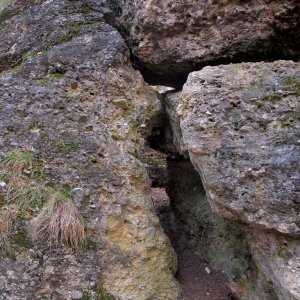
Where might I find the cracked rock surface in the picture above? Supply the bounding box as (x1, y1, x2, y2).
(166, 60, 300, 300)
(0, 0, 300, 299)
(0, 0, 179, 299)
(116, 0, 300, 86)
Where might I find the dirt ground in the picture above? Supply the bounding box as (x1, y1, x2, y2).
(151, 188, 235, 300)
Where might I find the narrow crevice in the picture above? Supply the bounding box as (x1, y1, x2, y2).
(131, 54, 300, 89)
(164, 156, 276, 300)
(108, 1, 288, 291)
(146, 108, 236, 299)
(147, 98, 183, 160)
(146, 96, 277, 299)
(149, 153, 236, 299)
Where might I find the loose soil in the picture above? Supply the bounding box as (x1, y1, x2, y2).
(151, 188, 235, 300)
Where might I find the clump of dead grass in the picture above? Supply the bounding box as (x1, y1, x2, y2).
(0, 205, 17, 249)
(0, 150, 85, 250)
(0, 150, 44, 206)
(31, 188, 85, 249)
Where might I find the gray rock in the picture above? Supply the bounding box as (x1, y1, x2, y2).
(165, 92, 188, 157)
(0, 0, 179, 299)
(248, 230, 300, 300)
(166, 60, 300, 300)
(70, 290, 83, 299)
(176, 60, 300, 236)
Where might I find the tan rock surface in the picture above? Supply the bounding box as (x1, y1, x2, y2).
(0, 0, 179, 299)
(166, 60, 300, 299)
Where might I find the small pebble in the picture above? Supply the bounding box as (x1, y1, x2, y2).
(205, 267, 211, 274)
(0, 181, 6, 187)
(70, 290, 83, 299)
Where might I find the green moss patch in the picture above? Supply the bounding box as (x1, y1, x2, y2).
(56, 142, 79, 153)
(82, 287, 115, 300)
(0, 63, 22, 77)
(279, 116, 297, 129)
(285, 77, 300, 96)
(49, 72, 65, 80)
(262, 95, 282, 103)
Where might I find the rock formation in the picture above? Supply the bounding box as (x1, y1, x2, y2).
(166, 61, 300, 300)
(175, 61, 299, 235)
(0, 0, 299, 299)
(116, 0, 300, 86)
(0, 0, 179, 299)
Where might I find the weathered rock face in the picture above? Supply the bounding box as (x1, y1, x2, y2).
(0, 0, 179, 299)
(166, 60, 300, 299)
(164, 92, 188, 157)
(247, 230, 300, 300)
(166, 159, 278, 300)
(116, 0, 300, 86)
(1, 0, 299, 299)
(177, 60, 300, 235)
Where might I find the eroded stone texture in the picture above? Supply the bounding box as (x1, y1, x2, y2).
(166, 159, 277, 300)
(177, 61, 300, 235)
(165, 92, 188, 157)
(116, 0, 300, 86)
(0, 0, 179, 299)
(167, 60, 300, 299)
(248, 230, 300, 300)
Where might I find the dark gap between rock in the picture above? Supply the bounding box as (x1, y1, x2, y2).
(146, 98, 277, 299)
(147, 119, 236, 299)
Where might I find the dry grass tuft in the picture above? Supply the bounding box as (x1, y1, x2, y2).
(1, 150, 85, 250)
(0, 205, 17, 249)
(0, 150, 44, 206)
(31, 189, 85, 249)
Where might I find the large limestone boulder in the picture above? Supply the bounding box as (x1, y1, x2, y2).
(177, 60, 300, 235)
(167, 60, 300, 299)
(0, 0, 179, 299)
(116, 0, 299, 86)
